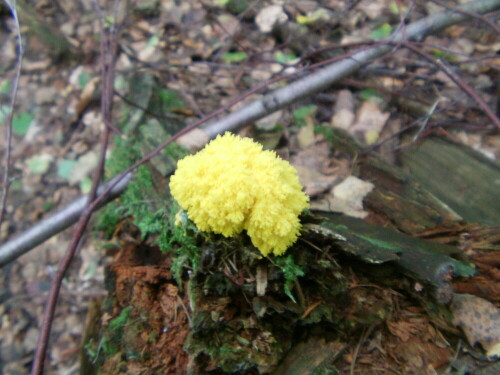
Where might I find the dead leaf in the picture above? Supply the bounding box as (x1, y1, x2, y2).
(255, 5, 288, 33)
(310, 175, 374, 218)
(331, 89, 355, 130)
(76, 76, 100, 117)
(351, 101, 390, 145)
(292, 141, 341, 196)
(68, 151, 98, 185)
(451, 293, 500, 359)
(256, 110, 283, 131)
(297, 122, 315, 148)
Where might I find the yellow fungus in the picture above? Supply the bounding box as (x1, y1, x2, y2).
(169, 132, 309, 256)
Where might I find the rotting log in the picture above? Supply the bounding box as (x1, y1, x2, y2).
(400, 137, 500, 226)
(82, 207, 481, 374)
(307, 213, 476, 303)
(81, 131, 500, 374)
(327, 129, 464, 234)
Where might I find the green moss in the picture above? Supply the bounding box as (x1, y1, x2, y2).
(84, 338, 98, 362)
(163, 142, 189, 161)
(95, 135, 170, 241)
(102, 306, 133, 357)
(95, 133, 202, 287)
(160, 206, 201, 284)
(85, 306, 133, 363)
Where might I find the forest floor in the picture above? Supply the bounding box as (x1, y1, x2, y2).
(0, 0, 498, 374)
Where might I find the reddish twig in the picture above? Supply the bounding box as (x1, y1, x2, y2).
(30, 1, 118, 373)
(403, 42, 500, 129)
(0, 1, 23, 234)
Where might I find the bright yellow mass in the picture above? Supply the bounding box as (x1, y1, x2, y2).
(169, 132, 309, 256)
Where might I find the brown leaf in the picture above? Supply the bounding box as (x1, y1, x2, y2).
(331, 89, 355, 130)
(292, 141, 340, 196)
(351, 101, 390, 145)
(451, 293, 500, 358)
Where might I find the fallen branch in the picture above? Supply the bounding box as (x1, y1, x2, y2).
(0, 0, 498, 267)
(0, 174, 131, 266)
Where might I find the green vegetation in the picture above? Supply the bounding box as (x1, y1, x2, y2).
(159, 206, 201, 284)
(293, 105, 317, 127)
(314, 124, 335, 145)
(96, 77, 189, 239)
(25, 154, 52, 174)
(12, 111, 34, 136)
(359, 88, 385, 104)
(157, 88, 185, 111)
(275, 254, 305, 303)
(85, 306, 133, 361)
(275, 51, 298, 65)
(429, 48, 457, 62)
(95, 75, 204, 289)
(369, 23, 392, 40)
(95, 130, 201, 284)
(95, 135, 160, 238)
(0, 80, 11, 94)
(78, 71, 91, 88)
(223, 0, 250, 16)
(221, 51, 248, 64)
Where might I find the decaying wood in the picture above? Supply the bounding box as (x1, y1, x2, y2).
(307, 213, 475, 303)
(401, 137, 500, 226)
(327, 130, 464, 234)
(82, 127, 497, 373)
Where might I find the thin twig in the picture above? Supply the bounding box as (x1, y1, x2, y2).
(350, 324, 376, 375)
(403, 42, 500, 129)
(30, 1, 118, 372)
(341, 78, 432, 105)
(412, 97, 441, 142)
(0, 0, 23, 234)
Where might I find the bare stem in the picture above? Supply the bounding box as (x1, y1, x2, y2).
(30, 2, 117, 373)
(0, 1, 23, 235)
(404, 42, 500, 129)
